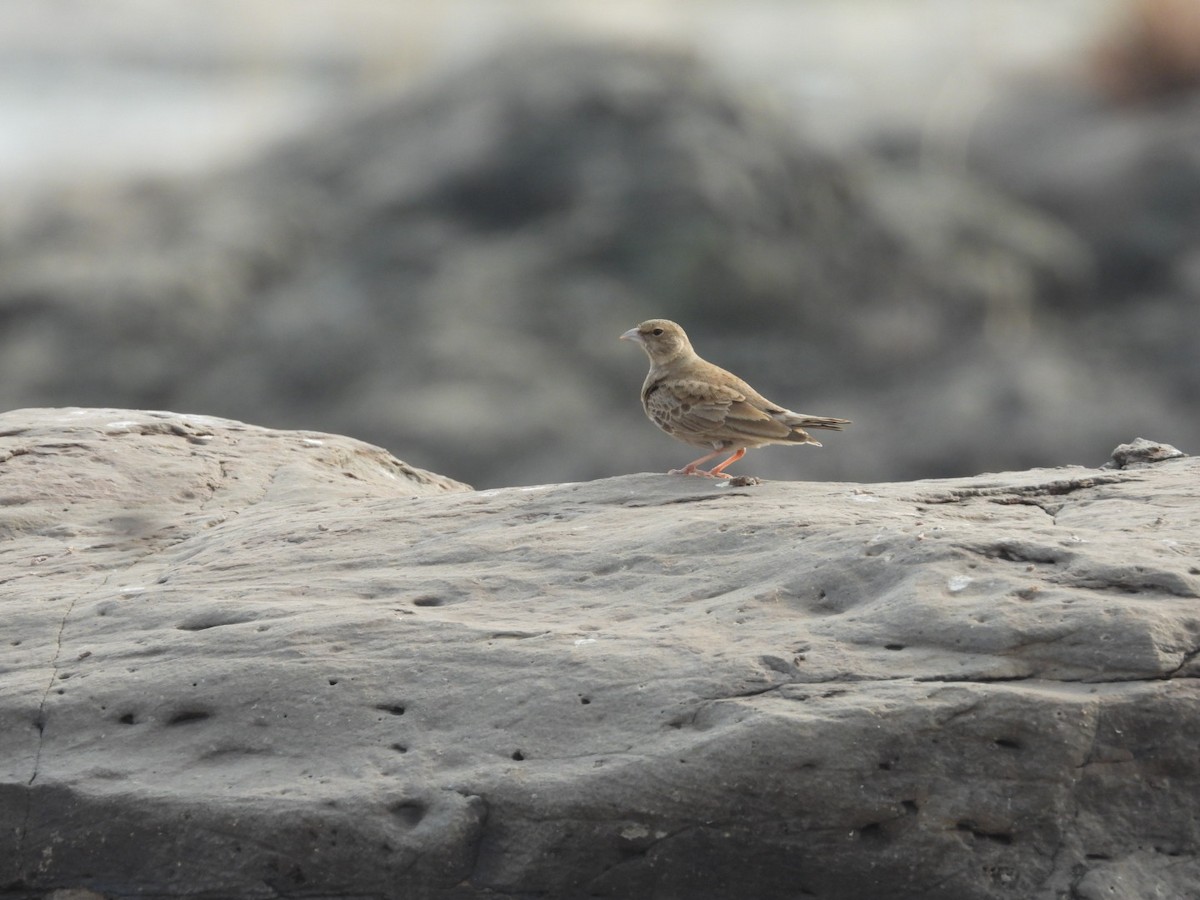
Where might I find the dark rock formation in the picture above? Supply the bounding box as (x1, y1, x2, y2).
(2, 408, 1198, 899)
(968, 86, 1200, 305)
(3, 40, 1190, 488)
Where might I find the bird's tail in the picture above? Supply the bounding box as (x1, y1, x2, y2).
(785, 414, 850, 432)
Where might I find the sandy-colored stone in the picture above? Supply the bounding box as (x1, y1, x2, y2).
(1, 408, 1198, 899)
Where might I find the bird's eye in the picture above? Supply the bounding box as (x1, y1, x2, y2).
(651, 328, 664, 336)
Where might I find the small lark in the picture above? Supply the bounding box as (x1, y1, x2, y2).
(621, 319, 849, 477)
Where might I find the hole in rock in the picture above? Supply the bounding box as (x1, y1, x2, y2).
(412, 596, 443, 607)
(176, 613, 257, 632)
(167, 710, 211, 726)
(994, 738, 1021, 750)
(391, 744, 408, 754)
(375, 704, 406, 716)
(884, 643, 905, 651)
(957, 821, 1013, 845)
(511, 750, 525, 761)
(858, 823, 887, 842)
(760, 654, 796, 674)
(118, 713, 136, 725)
(390, 802, 427, 827)
(580, 697, 591, 705)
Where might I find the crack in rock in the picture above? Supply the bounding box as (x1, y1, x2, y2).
(916, 474, 1130, 506)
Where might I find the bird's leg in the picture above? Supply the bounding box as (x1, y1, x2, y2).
(669, 448, 726, 477)
(704, 447, 746, 478)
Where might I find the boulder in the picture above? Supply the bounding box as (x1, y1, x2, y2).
(1, 408, 1198, 899)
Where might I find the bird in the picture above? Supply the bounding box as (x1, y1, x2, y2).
(620, 319, 849, 478)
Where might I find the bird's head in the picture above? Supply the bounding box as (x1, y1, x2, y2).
(619, 319, 694, 365)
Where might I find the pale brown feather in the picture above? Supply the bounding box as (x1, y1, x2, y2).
(622, 318, 850, 475)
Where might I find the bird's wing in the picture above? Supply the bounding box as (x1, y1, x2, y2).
(647, 379, 791, 442)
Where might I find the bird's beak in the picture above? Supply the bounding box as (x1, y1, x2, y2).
(620, 327, 643, 344)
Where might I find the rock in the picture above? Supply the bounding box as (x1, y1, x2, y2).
(1104, 436, 1187, 468)
(2, 408, 1198, 899)
(967, 82, 1200, 304)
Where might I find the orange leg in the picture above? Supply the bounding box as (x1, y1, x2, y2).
(706, 447, 746, 477)
(669, 447, 745, 478)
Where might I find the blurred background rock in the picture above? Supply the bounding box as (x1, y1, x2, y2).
(1, 0, 1197, 488)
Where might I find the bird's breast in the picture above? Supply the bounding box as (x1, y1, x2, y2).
(641, 375, 665, 407)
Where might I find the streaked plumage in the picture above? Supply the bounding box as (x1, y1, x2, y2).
(620, 319, 849, 477)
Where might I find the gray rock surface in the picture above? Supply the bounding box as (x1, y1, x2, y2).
(2, 407, 1198, 899)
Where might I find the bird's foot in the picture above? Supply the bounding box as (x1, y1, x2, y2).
(668, 466, 723, 478)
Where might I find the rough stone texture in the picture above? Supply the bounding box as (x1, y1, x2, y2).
(1104, 436, 1187, 469)
(2, 408, 1199, 899)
